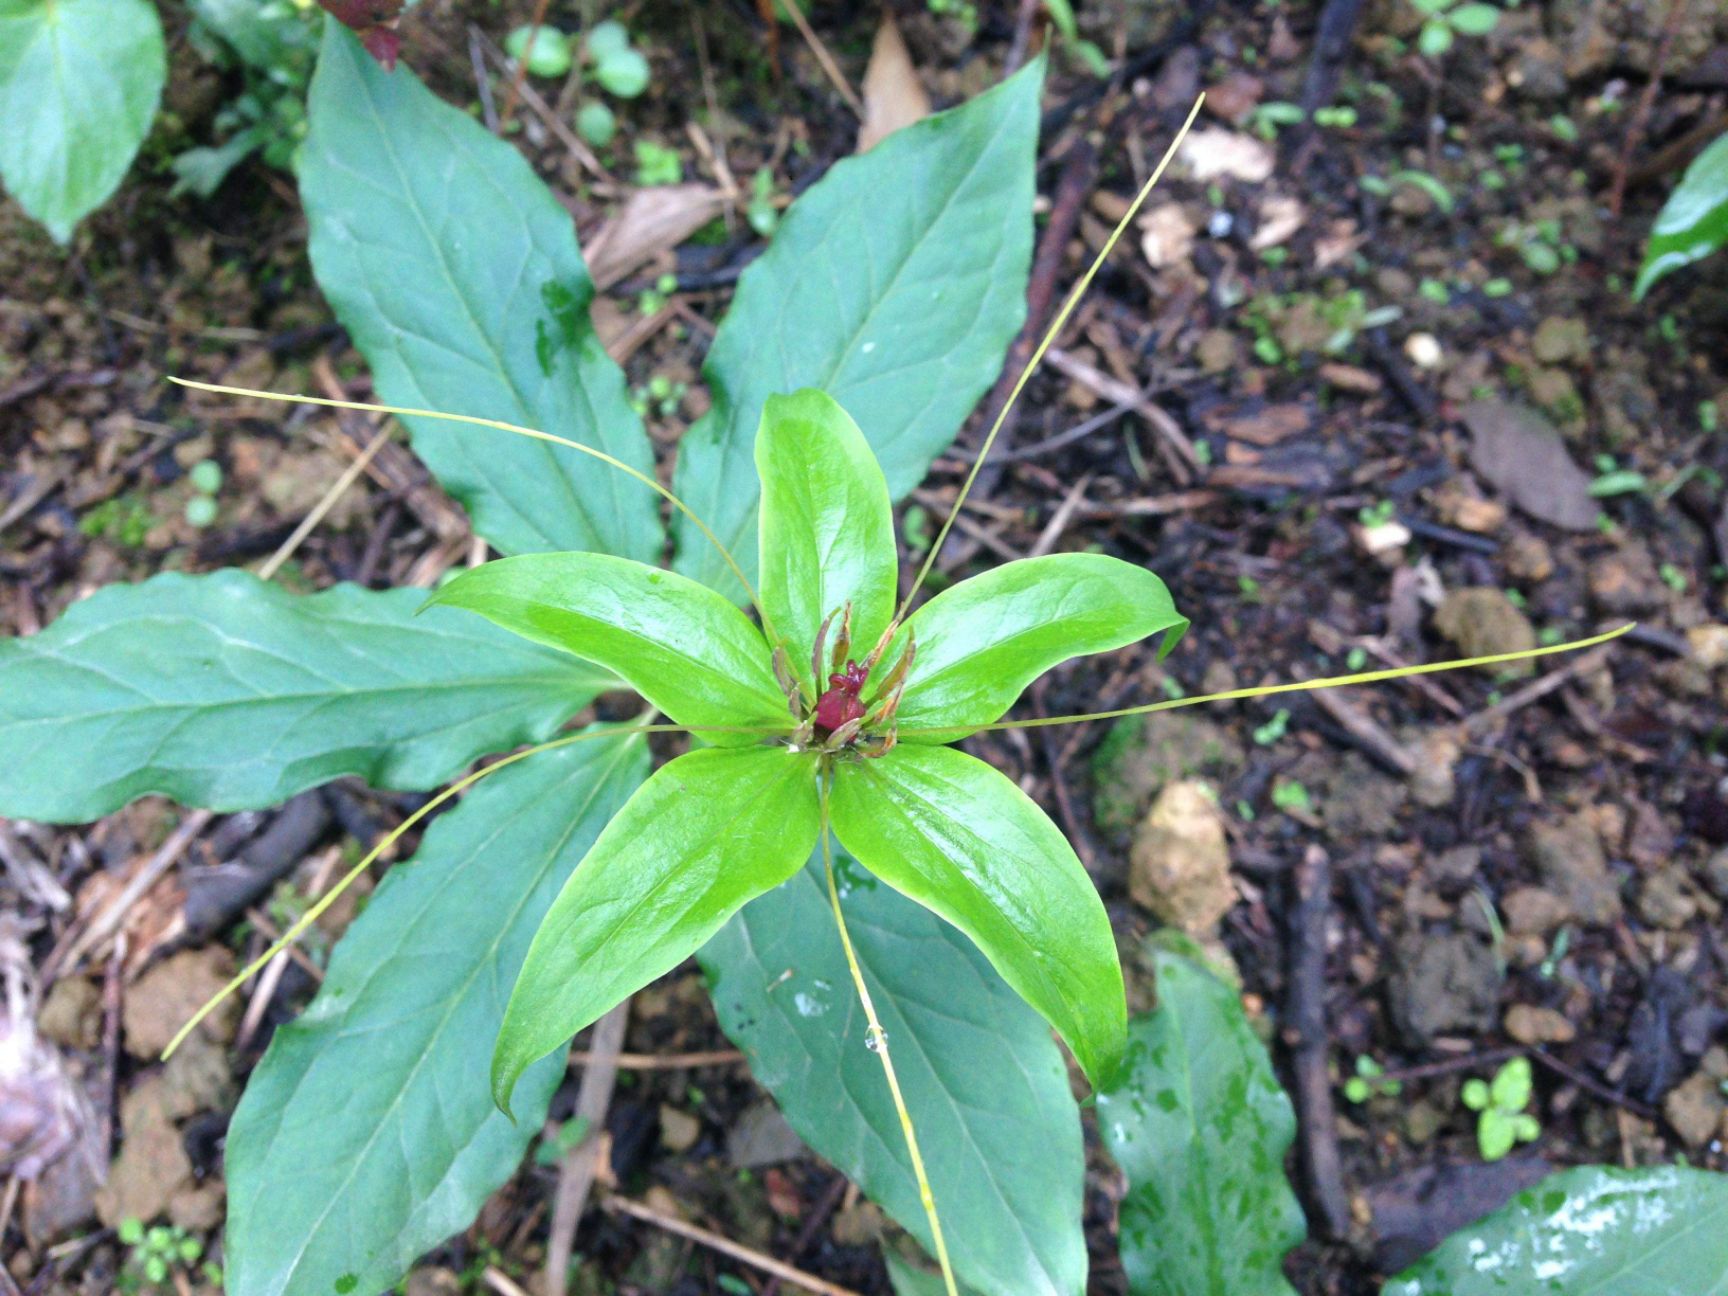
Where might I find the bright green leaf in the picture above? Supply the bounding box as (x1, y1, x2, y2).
(504, 24, 572, 78)
(225, 728, 648, 1296)
(494, 746, 820, 1111)
(671, 61, 1042, 595)
(1636, 132, 1728, 298)
(702, 850, 1086, 1296)
(755, 389, 898, 688)
(1098, 947, 1304, 1296)
(584, 19, 629, 59)
(594, 46, 650, 98)
(1418, 20, 1454, 56)
(1447, 3, 1501, 34)
(887, 553, 1186, 741)
(0, 0, 165, 243)
(1489, 1056, 1532, 1111)
(0, 571, 611, 823)
(1478, 1108, 1516, 1161)
(301, 23, 660, 562)
(1384, 1165, 1728, 1295)
(428, 553, 790, 741)
(829, 743, 1125, 1089)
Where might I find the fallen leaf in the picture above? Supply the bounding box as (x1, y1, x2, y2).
(1464, 400, 1598, 532)
(1138, 203, 1195, 269)
(583, 185, 727, 292)
(1250, 194, 1306, 250)
(857, 13, 930, 153)
(1178, 127, 1275, 183)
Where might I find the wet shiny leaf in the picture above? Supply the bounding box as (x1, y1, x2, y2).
(702, 849, 1086, 1296)
(1383, 1164, 1728, 1295)
(1097, 947, 1304, 1296)
(830, 743, 1125, 1090)
(493, 746, 820, 1111)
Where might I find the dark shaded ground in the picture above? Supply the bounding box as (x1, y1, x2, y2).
(4, 1, 1728, 1293)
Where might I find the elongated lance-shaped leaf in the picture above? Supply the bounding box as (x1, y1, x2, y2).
(1097, 946, 1304, 1296)
(428, 553, 789, 741)
(494, 745, 821, 1112)
(671, 61, 1042, 596)
(1384, 1164, 1728, 1295)
(1636, 131, 1728, 299)
(755, 389, 898, 685)
(301, 22, 660, 562)
(885, 553, 1186, 741)
(829, 743, 1126, 1089)
(0, 570, 612, 823)
(225, 727, 649, 1296)
(702, 850, 1087, 1296)
(0, 0, 165, 243)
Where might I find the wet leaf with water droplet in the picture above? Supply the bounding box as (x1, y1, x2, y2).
(1097, 947, 1304, 1296)
(1383, 1164, 1728, 1295)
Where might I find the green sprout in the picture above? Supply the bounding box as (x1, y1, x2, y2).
(186, 457, 223, 529)
(1462, 1056, 1541, 1160)
(504, 24, 573, 79)
(117, 1218, 217, 1292)
(634, 139, 683, 187)
(1344, 1054, 1404, 1104)
(1411, 0, 1501, 57)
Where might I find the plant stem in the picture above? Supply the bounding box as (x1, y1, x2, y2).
(818, 795, 957, 1296)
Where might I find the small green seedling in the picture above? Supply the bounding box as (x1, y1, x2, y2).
(1462, 1057, 1541, 1160)
(117, 1218, 218, 1292)
(533, 1116, 591, 1166)
(504, 24, 573, 78)
(1344, 1055, 1404, 1104)
(634, 138, 683, 186)
(185, 457, 223, 529)
(748, 168, 781, 238)
(1411, 0, 1501, 57)
(1588, 455, 1646, 499)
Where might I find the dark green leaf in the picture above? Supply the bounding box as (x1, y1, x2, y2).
(494, 746, 820, 1111)
(755, 389, 898, 688)
(701, 850, 1086, 1296)
(829, 743, 1125, 1089)
(427, 553, 790, 741)
(671, 62, 1042, 595)
(1097, 947, 1304, 1296)
(302, 23, 660, 561)
(888, 553, 1186, 741)
(1636, 132, 1728, 298)
(1383, 1164, 1728, 1295)
(0, 0, 165, 243)
(0, 570, 610, 823)
(225, 728, 649, 1296)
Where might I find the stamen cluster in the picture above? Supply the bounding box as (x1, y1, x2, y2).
(774, 602, 915, 758)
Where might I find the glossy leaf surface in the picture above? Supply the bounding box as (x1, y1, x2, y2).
(429, 553, 789, 741)
(1636, 132, 1728, 298)
(889, 553, 1186, 740)
(1383, 1164, 1728, 1295)
(829, 743, 1125, 1089)
(302, 24, 659, 561)
(226, 730, 648, 1296)
(755, 389, 898, 686)
(0, 570, 610, 823)
(0, 0, 165, 243)
(494, 746, 819, 1110)
(672, 62, 1041, 595)
(1097, 947, 1304, 1296)
(702, 851, 1086, 1296)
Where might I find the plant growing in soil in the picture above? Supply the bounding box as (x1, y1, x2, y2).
(0, 20, 1632, 1296)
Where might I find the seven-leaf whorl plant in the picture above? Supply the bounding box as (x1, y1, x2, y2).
(440, 386, 1187, 1112)
(0, 21, 1629, 1296)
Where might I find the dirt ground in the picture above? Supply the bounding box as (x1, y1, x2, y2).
(4, 1, 1728, 1293)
